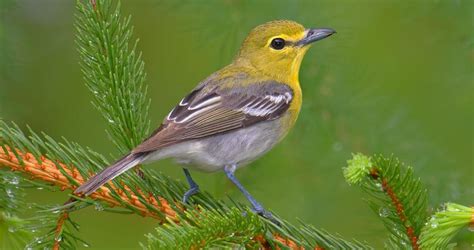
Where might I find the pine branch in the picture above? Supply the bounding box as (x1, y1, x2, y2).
(343, 153, 473, 249)
(0, 131, 369, 249)
(141, 207, 266, 249)
(0, 170, 32, 249)
(142, 205, 370, 249)
(0, 148, 83, 249)
(0, 212, 31, 249)
(0, 119, 182, 249)
(344, 153, 429, 248)
(76, 0, 150, 153)
(52, 212, 69, 250)
(24, 204, 85, 250)
(0, 144, 175, 221)
(419, 203, 473, 249)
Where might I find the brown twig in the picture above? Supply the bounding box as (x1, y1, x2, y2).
(0, 146, 310, 249)
(52, 212, 69, 250)
(370, 167, 419, 250)
(273, 234, 304, 249)
(0, 146, 176, 220)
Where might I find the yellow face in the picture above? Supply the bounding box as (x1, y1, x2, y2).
(236, 20, 335, 83)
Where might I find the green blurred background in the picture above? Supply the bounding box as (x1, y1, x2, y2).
(1, 0, 473, 249)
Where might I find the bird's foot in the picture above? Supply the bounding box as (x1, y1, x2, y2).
(182, 185, 200, 204)
(252, 206, 281, 226)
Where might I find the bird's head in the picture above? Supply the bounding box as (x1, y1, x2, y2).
(236, 20, 335, 82)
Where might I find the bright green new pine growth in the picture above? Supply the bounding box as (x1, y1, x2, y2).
(343, 153, 373, 185)
(419, 203, 473, 249)
(344, 153, 429, 248)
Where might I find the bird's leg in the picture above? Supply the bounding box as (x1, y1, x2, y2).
(224, 164, 278, 224)
(182, 168, 200, 203)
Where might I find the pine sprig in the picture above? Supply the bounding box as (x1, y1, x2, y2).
(142, 207, 266, 249)
(0, 212, 31, 249)
(0, 120, 178, 221)
(344, 153, 429, 249)
(0, 170, 32, 249)
(269, 219, 372, 250)
(0, 120, 182, 249)
(0, 168, 80, 250)
(76, 0, 150, 153)
(142, 204, 372, 249)
(24, 205, 87, 250)
(0, 133, 370, 248)
(419, 203, 473, 249)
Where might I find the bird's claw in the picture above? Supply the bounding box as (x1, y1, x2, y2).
(182, 186, 200, 204)
(252, 207, 281, 226)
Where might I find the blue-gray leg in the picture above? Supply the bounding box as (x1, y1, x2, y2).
(182, 168, 200, 203)
(224, 164, 278, 224)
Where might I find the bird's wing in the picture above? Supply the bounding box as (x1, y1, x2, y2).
(132, 82, 293, 153)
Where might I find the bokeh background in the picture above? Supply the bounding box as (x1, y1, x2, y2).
(1, 0, 473, 248)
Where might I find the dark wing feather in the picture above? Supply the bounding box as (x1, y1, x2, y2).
(133, 82, 293, 153)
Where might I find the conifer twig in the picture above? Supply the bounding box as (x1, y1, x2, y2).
(0, 121, 367, 249)
(77, 0, 151, 154)
(0, 146, 176, 220)
(368, 168, 419, 249)
(344, 153, 429, 248)
(419, 203, 474, 249)
(0, 146, 309, 249)
(52, 212, 69, 250)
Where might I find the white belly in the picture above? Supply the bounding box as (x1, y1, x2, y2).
(142, 119, 285, 172)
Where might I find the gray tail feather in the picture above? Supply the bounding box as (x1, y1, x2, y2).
(74, 153, 145, 196)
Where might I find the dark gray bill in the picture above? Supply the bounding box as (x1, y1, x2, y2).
(297, 28, 336, 46)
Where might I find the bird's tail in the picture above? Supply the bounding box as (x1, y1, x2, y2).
(74, 153, 145, 196)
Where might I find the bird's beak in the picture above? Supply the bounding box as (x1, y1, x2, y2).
(296, 28, 336, 46)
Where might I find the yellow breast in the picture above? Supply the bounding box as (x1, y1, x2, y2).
(285, 81, 302, 129)
(285, 46, 307, 127)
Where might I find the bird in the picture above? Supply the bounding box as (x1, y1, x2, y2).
(74, 20, 335, 222)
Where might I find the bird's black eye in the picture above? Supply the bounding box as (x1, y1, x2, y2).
(270, 38, 285, 50)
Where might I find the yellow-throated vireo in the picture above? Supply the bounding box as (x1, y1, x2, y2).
(74, 20, 335, 223)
